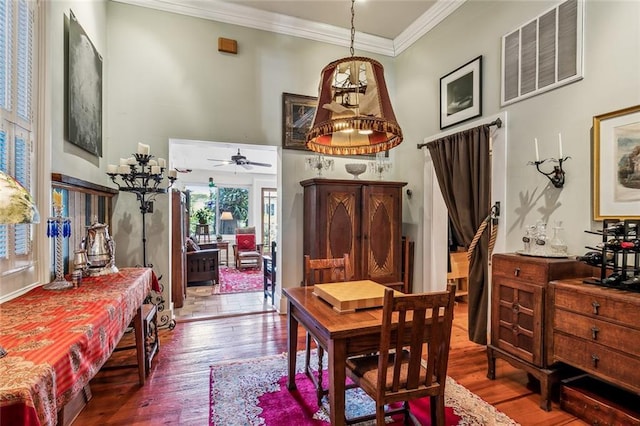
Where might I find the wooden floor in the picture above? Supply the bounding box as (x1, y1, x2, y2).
(74, 300, 587, 426)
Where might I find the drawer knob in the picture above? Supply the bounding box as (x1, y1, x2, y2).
(591, 301, 600, 315)
(512, 303, 520, 313)
(513, 267, 520, 277)
(591, 326, 600, 340)
(591, 353, 600, 368)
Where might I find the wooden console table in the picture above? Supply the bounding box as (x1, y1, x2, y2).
(0, 268, 157, 426)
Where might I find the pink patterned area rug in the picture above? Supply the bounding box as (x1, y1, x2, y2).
(210, 351, 519, 426)
(217, 267, 263, 294)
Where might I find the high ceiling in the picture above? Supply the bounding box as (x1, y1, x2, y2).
(226, 0, 439, 40)
(114, 0, 462, 56)
(170, 140, 277, 176)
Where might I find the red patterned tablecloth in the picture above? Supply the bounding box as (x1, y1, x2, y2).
(0, 268, 156, 426)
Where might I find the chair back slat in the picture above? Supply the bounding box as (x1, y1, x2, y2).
(378, 284, 456, 397)
(303, 254, 351, 285)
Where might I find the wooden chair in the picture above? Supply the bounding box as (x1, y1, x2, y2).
(232, 227, 263, 270)
(262, 241, 276, 304)
(185, 238, 220, 285)
(302, 254, 351, 406)
(447, 251, 469, 300)
(345, 284, 456, 425)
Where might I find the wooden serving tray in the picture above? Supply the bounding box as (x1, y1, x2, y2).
(313, 280, 399, 313)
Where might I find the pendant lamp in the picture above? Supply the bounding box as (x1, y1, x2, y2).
(306, 0, 403, 156)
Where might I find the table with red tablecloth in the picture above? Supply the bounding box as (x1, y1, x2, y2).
(0, 267, 158, 426)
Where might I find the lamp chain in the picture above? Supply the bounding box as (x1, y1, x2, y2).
(350, 0, 355, 57)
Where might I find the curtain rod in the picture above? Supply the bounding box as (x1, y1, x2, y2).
(416, 118, 503, 150)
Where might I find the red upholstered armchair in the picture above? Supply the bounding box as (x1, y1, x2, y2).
(232, 227, 263, 270)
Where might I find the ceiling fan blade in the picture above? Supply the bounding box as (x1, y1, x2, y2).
(246, 161, 272, 167)
(240, 163, 253, 170)
(208, 159, 233, 164)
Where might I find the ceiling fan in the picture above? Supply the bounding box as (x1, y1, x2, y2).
(208, 149, 272, 169)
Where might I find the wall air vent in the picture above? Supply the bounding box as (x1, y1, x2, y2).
(501, 0, 584, 106)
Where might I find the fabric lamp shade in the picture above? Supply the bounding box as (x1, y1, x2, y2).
(0, 170, 40, 224)
(220, 211, 233, 221)
(306, 57, 403, 155)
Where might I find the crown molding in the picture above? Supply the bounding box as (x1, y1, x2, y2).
(393, 0, 467, 56)
(111, 0, 466, 58)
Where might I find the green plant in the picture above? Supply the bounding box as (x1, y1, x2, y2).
(194, 207, 212, 224)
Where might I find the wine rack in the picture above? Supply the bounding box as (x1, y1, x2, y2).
(582, 218, 640, 292)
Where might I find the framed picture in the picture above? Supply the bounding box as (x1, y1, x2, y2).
(593, 105, 640, 220)
(67, 10, 103, 157)
(282, 92, 317, 151)
(440, 56, 482, 130)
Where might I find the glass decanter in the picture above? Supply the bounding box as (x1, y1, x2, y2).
(549, 221, 568, 256)
(532, 221, 548, 256)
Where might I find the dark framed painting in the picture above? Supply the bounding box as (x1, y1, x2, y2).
(593, 105, 640, 220)
(440, 56, 482, 130)
(68, 10, 103, 157)
(282, 92, 317, 151)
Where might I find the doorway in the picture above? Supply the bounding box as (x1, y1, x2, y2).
(169, 140, 279, 321)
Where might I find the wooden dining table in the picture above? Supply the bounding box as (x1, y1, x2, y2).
(284, 283, 392, 426)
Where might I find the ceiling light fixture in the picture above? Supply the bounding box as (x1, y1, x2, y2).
(306, 0, 403, 156)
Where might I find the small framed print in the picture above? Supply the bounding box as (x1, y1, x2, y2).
(593, 105, 640, 220)
(282, 93, 317, 151)
(440, 56, 482, 129)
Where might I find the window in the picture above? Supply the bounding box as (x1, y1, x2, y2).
(187, 185, 249, 237)
(0, 0, 38, 273)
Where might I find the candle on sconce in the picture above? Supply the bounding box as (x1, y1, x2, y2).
(148, 159, 158, 166)
(150, 165, 161, 175)
(119, 158, 128, 166)
(558, 133, 563, 159)
(534, 138, 540, 162)
(167, 170, 177, 179)
(127, 157, 136, 165)
(157, 158, 166, 168)
(117, 165, 130, 174)
(53, 190, 63, 209)
(137, 143, 150, 155)
(107, 164, 118, 174)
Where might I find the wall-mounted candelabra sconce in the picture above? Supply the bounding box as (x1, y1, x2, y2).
(529, 134, 569, 188)
(528, 157, 570, 188)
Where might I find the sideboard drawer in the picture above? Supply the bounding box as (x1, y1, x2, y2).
(554, 285, 640, 326)
(492, 257, 547, 284)
(554, 309, 640, 357)
(553, 332, 640, 394)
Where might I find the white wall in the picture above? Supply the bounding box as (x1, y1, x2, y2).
(392, 0, 640, 292)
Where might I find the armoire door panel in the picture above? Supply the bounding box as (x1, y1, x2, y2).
(326, 192, 358, 259)
(362, 187, 400, 283)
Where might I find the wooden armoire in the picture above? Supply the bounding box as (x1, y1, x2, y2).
(301, 178, 406, 285)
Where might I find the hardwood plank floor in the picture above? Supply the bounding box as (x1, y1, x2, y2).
(74, 300, 587, 425)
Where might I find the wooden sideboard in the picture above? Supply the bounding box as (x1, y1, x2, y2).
(549, 279, 640, 396)
(486, 253, 593, 410)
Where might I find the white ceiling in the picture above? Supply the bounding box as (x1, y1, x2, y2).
(113, 0, 465, 56)
(170, 140, 277, 175)
(228, 0, 438, 40)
